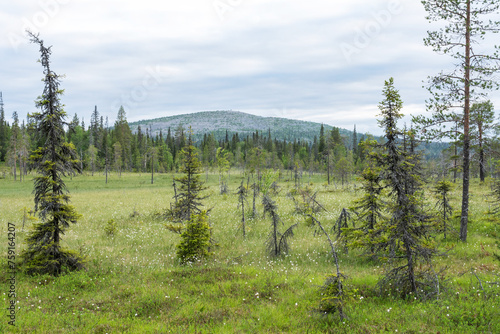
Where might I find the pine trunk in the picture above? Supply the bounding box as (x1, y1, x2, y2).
(453, 145, 457, 183)
(479, 141, 485, 183)
(151, 153, 154, 184)
(252, 184, 257, 217)
(327, 153, 330, 185)
(241, 200, 245, 238)
(460, 0, 471, 242)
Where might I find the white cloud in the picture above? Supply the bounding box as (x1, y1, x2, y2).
(1, 0, 499, 133)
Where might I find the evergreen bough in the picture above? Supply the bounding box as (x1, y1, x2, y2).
(176, 211, 212, 265)
(21, 32, 84, 276)
(345, 166, 386, 257)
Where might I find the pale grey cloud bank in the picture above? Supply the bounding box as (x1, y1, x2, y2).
(1, 0, 499, 135)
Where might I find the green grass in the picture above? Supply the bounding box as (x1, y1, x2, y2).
(1, 171, 499, 333)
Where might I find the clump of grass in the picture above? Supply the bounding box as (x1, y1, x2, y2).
(129, 209, 141, 218)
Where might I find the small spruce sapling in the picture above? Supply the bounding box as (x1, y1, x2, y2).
(332, 208, 352, 253)
(490, 180, 500, 262)
(236, 180, 248, 237)
(251, 182, 258, 218)
(104, 219, 117, 236)
(176, 211, 212, 265)
(490, 179, 500, 216)
(216, 147, 230, 194)
(434, 180, 454, 239)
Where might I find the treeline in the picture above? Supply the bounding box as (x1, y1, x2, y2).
(1, 102, 499, 183)
(0, 104, 369, 181)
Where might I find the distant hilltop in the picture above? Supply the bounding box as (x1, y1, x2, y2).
(129, 110, 352, 143)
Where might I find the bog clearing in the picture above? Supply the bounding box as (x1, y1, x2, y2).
(1, 171, 499, 333)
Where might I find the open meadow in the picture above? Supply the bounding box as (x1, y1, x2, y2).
(1, 170, 499, 333)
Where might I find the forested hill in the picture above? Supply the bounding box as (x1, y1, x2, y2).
(129, 110, 352, 143)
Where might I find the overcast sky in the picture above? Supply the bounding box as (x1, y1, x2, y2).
(1, 0, 499, 135)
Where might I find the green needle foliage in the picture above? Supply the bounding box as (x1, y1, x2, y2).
(346, 166, 386, 257)
(176, 211, 212, 265)
(377, 79, 438, 299)
(20, 32, 84, 276)
(415, 0, 500, 242)
(104, 219, 118, 237)
(166, 128, 207, 232)
(434, 180, 454, 239)
(348, 78, 439, 299)
(488, 180, 500, 262)
(490, 179, 500, 217)
(236, 180, 248, 237)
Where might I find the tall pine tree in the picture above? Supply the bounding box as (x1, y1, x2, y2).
(414, 0, 500, 241)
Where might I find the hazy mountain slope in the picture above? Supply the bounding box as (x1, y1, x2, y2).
(129, 110, 351, 143)
(129, 110, 446, 157)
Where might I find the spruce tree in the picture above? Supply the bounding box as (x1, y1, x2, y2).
(19, 121, 31, 181)
(7, 111, 20, 181)
(352, 125, 358, 164)
(90, 105, 100, 150)
(434, 181, 454, 239)
(21, 32, 84, 276)
(216, 147, 230, 194)
(166, 127, 206, 227)
(377, 79, 438, 298)
(318, 124, 326, 155)
(176, 211, 212, 264)
(307, 212, 349, 320)
(114, 106, 132, 171)
(350, 79, 438, 298)
(0, 94, 8, 162)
